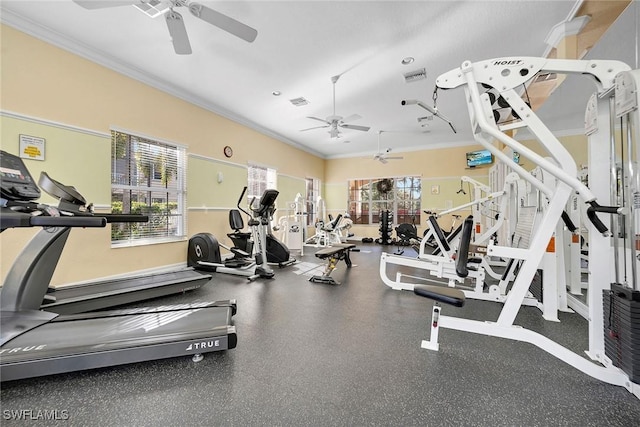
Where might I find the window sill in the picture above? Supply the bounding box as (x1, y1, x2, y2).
(111, 236, 187, 249)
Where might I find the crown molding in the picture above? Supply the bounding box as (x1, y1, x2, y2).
(543, 14, 591, 57)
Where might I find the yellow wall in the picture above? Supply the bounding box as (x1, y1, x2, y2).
(0, 24, 591, 285)
(324, 145, 490, 236)
(0, 25, 323, 286)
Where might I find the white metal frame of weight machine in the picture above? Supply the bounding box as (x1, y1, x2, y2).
(419, 57, 639, 397)
(379, 171, 523, 300)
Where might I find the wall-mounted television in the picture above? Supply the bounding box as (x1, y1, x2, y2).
(466, 149, 493, 168)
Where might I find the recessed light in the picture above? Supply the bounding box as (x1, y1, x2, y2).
(401, 57, 415, 65)
(272, 90, 281, 96)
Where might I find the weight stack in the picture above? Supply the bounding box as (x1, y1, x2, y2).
(603, 283, 640, 383)
(377, 210, 394, 245)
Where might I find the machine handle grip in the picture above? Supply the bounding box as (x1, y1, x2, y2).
(31, 216, 107, 228)
(560, 211, 577, 233)
(586, 201, 620, 234)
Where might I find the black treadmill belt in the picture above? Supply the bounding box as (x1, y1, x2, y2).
(41, 269, 212, 314)
(0, 303, 236, 381)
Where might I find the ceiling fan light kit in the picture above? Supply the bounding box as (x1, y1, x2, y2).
(373, 131, 404, 164)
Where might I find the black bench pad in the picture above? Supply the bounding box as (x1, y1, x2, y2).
(413, 284, 466, 307)
(314, 243, 356, 258)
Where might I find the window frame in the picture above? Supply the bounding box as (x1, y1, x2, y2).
(305, 177, 320, 226)
(247, 163, 277, 204)
(110, 128, 187, 247)
(347, 176, 421, 226)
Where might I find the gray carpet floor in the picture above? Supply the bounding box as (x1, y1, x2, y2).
(1, 243, 639, 426)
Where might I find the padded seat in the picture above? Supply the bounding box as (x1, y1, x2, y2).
(413, 284, 466, 307)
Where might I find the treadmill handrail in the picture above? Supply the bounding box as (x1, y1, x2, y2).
(30, 216, 107, 228)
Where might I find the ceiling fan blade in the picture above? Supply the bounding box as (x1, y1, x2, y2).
(340, 124, 370, 132)
(306, 116, 330, 124)
(379, 158, 388, 164)
(386, 156, 404, 160)
(73, 0, 135, 9)
(165, 10, 192, 54)
(300, 125, 329, 132)
(341, 114, 362, 123)
(188, 2, 257, 43)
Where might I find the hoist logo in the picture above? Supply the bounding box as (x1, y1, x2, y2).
(194, 244, 203, 258)
(493, 59, 523, 66)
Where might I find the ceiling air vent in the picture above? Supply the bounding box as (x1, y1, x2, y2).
(133, 0, 169, 18)
(404, 68, 427, 83)
(289, 97, 309, 107)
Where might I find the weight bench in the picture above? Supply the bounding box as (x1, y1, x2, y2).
(309, 243, 357, 285)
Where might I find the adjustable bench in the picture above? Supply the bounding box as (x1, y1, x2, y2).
(309, 243, 357, 285)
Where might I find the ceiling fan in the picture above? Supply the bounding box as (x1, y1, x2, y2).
(300, 75, 370, 139)
(373, 131, 404, 164)
(73, 0, 257, 55)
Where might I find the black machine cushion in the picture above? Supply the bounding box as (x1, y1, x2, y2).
(395, 223, 418, 240)
(413, 284, 466, 307)
(229, 209, 245, 231)
(314, 243, 356, 259)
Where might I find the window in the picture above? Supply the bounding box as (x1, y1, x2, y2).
(347, 176, 421, 225)
(306, 177, 320, 226)
(247, 163, 277, 201)
(111, 130, 186, 245)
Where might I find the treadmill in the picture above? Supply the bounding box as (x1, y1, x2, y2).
(0, 151, 236, 381)
(3, 158, 212, 315)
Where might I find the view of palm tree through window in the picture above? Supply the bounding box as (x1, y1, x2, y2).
(111, 130, 186, 245)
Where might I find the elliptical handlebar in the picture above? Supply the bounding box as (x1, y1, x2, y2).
(237, 187, 280, 219)
(236, 186, 251, 217)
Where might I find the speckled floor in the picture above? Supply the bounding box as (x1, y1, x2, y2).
(1, 243, 639, 426)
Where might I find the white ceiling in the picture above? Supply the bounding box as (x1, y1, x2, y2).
(1, 1, 638, 159)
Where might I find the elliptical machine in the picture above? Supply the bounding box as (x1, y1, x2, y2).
(230, 187, 295, 268)
(187, 188, 275, 280)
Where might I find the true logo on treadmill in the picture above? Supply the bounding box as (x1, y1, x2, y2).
(493, 59, 523, 66)
(0, 344, 46, 354)
(185, 340, 220, 351)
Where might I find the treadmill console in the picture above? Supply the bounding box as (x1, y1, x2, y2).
(0, 150, 41, 201)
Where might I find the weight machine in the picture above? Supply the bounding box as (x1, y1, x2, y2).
(275, 193, 306, 256)
(379, 172, 520, 299)
(413, 56, 639, 397)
